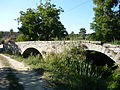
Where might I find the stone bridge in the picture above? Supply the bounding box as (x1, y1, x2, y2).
(3, 40, 120, 64)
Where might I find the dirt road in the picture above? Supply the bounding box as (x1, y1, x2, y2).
(0, 54, 53, 90)
(0, 54, 9, 90)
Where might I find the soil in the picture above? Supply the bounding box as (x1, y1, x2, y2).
(0, 54, 53, 90)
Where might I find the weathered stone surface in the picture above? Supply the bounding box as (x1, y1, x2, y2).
(3, 40, 120, 64)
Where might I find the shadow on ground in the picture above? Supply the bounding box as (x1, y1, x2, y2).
(0, 67, 53, 90)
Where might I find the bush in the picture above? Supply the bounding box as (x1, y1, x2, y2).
(16, 34, 30, 42)
(107, 68, 120, 89)
(43, 46, 111, 89)
(25, 54, 44, 69)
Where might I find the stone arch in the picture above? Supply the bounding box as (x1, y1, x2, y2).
(86, 50, 115, 67)
(22, 47, 42, 58)
(81, 43, 116, 62)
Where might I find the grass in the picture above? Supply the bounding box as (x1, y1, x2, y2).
(5, 54, 25, 62)
(5, 53, 46, 75)
(42, 51, 108, 89)
(4, 47, 120, 90)
(108, 40, 120, 45)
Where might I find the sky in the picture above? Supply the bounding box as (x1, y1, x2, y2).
(0, 0, 94, 34)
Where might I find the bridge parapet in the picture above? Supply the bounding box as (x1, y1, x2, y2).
(3, 40, 120, 64)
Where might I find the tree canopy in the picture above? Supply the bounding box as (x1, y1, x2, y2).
(17, 0, 68, 41)
(91, 0, 120, 42)
(79, 28, 86, 39)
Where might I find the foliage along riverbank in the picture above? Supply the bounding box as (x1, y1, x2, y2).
(5, 46, 120, 90)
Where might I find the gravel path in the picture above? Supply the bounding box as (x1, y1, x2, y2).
(0, 54, 53, 90)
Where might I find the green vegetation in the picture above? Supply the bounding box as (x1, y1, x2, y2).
(1, 0, 120, 89)
(90, 0, 120, 42)
(0, 31, 19, 42)
(107, 68, 120, 89)
(43, 47, 107, 89)
(79, 28, 86, 40)
(108, 40, 120, 45)
(16, 34, 29, 42)
(6, 46, 120, 90)
(16, 0, 68, 41)
(63, 28, 87, 40)
(42, 47, 120, 90)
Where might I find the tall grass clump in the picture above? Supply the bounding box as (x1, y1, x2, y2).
(107, 68, 120, 89)
(25, 54, 44, 70)
(43, 46, 112, 90)
(109, 40, 120, 45)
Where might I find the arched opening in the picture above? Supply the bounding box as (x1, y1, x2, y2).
(23, 48, 42, 58)
(86, 50, 116, 68)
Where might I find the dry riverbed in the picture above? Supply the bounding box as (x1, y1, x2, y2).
(0, 54, 53, 90)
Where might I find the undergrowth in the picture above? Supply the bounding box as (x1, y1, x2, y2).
(5, 46, 120, 90)
(108, 40, 120, 45)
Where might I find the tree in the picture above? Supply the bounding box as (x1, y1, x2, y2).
(17, 0, 68, 41)
(10, 29, 14, 35)
(68, 31, 75, 40)
(91, 0, 120, 42)
(70, 31, 75, 35)
(79, 28, 86, 39)
(0, 31, 4, 38)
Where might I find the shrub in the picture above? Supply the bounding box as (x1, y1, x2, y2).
(43, 46, 110, 89)
(16, 34, 29, 42)
(107, 68, 120, 89)
(25, 54, 44, 69)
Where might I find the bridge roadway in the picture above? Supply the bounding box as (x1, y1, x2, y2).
(3, 40, 120, 65)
